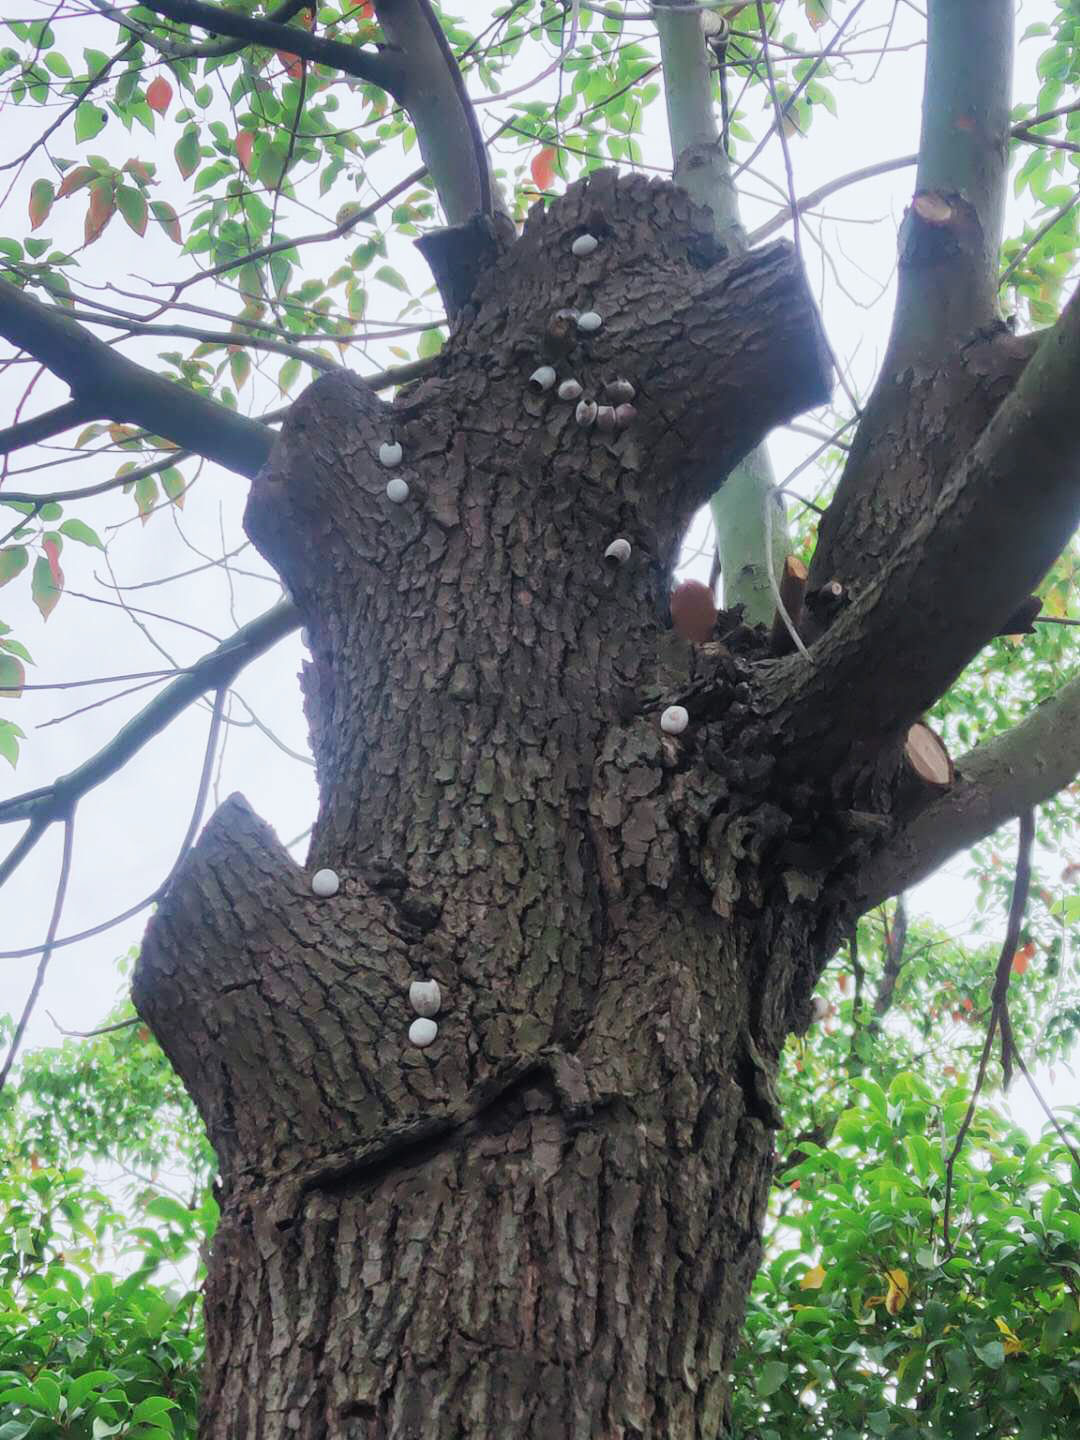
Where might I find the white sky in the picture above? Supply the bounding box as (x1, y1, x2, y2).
(0, 0, 1075, 1140)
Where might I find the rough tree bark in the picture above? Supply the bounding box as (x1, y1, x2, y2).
(133, 173, 838, 1438)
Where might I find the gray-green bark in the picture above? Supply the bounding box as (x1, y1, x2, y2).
(654, 2, 790, 624)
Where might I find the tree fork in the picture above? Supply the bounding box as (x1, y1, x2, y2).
(134, 173, 833, 1438)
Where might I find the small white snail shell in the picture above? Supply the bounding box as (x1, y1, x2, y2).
(378, 441, 403, 468)
(660, 705, 689, 735)
(409, 979, 442, 1018)
(572, 233, 599, 256)
(614, 403, 637, 429)
(558, 378, 583, 401)
(311, 868, 340, 898)
(576, 311, 603, 333)
(575, 399, 598, 428)
(529, 365, 557, 393)
(603, 379, 635, 403)
(604, 538, 631, 565)
(385, 477, 410, 504)
(811, 994, 829, 1021)
(596, 405, 617, 432)
(408, 1017, 438, 1048)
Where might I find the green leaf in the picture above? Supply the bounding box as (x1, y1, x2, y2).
(974, 1340, 1006, 1369)
(150, 199, 182, 244)
(0, 545, 29, 587)
(28, 177, 54, 229)
(756, 1360, 788, 1397)
(418, 327, 445, 359)
(944, 1346, 972, 1390)
(131, 1397, 178, 1423)
(65, 1370, 116, 1410)
(134, 474, 159, 522)
(59, 518, 104, 549)
(160, 466, 187, 507)
(375, 263, 409, 293)
(277, 355, 301, 394)
(74, 102, 108, 142)
(174, 127, 199, 179)
(0, 719, 25, 768)
(0, 653, 25, 699)
(115, 183, 148, 236)
(31, 553, 63, 619)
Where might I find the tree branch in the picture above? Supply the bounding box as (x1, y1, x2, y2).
(137, 0, 408, 95)
(0, 278, 273, 477)
(856, 673, 1080, 912)
(0, 398, 95, 456)
(762, 285, 1080, 772)
(885, 0, 1014, 368)
(0, 601, 298, 833)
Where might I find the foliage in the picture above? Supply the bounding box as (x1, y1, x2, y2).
(0, 1003, 211, 1438)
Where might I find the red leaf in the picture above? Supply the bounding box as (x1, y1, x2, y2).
(146, 75, 173, 114)
(43, 537, 63, 587)
(84, 179, 116, 245)
(357, 1, 374, 15)
(530, 146, 556, 191)
(277, 50, 303, 79)
(670, 579, 717, 643)
(57, 165, 98, 199)
(29, 178, 54, 230)
(236, 130, 255, 175)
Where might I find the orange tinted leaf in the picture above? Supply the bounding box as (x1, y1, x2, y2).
(84, 179, 115, 245)
(837, 972, 848, 993)
(29, 178, 54, 230)
(57, 164, 98, 199)
(151, 199, 182, 244)
(531, 146, 557, 191)
(277, 50, 303, 78)
(146, 74, 173, 114)
(43, 537, 63, 587)
(884, 1269, 910, 1315)
(236, 130, 255, 174)
(800, 1263, 826, 1291)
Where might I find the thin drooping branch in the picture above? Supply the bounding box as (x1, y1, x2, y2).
(0, 687, 229, 961)
(0, 278, 273, 477)
(761, 285, 1080, 771)
(137, 0, 408, 96)
(0, 601, 297, 832)
(0, 813, 74, 1095)
(941, 809, 1033, 1253)
(856, 672, 1080, 912)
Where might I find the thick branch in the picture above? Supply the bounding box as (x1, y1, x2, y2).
(762, 287, 1080, 769)
(0, 601, 298, 831)
(886, 0, 1013, 367)
(0, 398, 94, 456)
(856, 673, 1080, 912)
(138, 0, 407, 95)
(0, 279, 272, 477)
(652, 1, 790, 623)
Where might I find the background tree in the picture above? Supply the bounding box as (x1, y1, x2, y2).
(1, 1, 1079, 1437)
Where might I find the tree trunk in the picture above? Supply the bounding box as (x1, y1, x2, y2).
(133, 173, 834, 1438)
